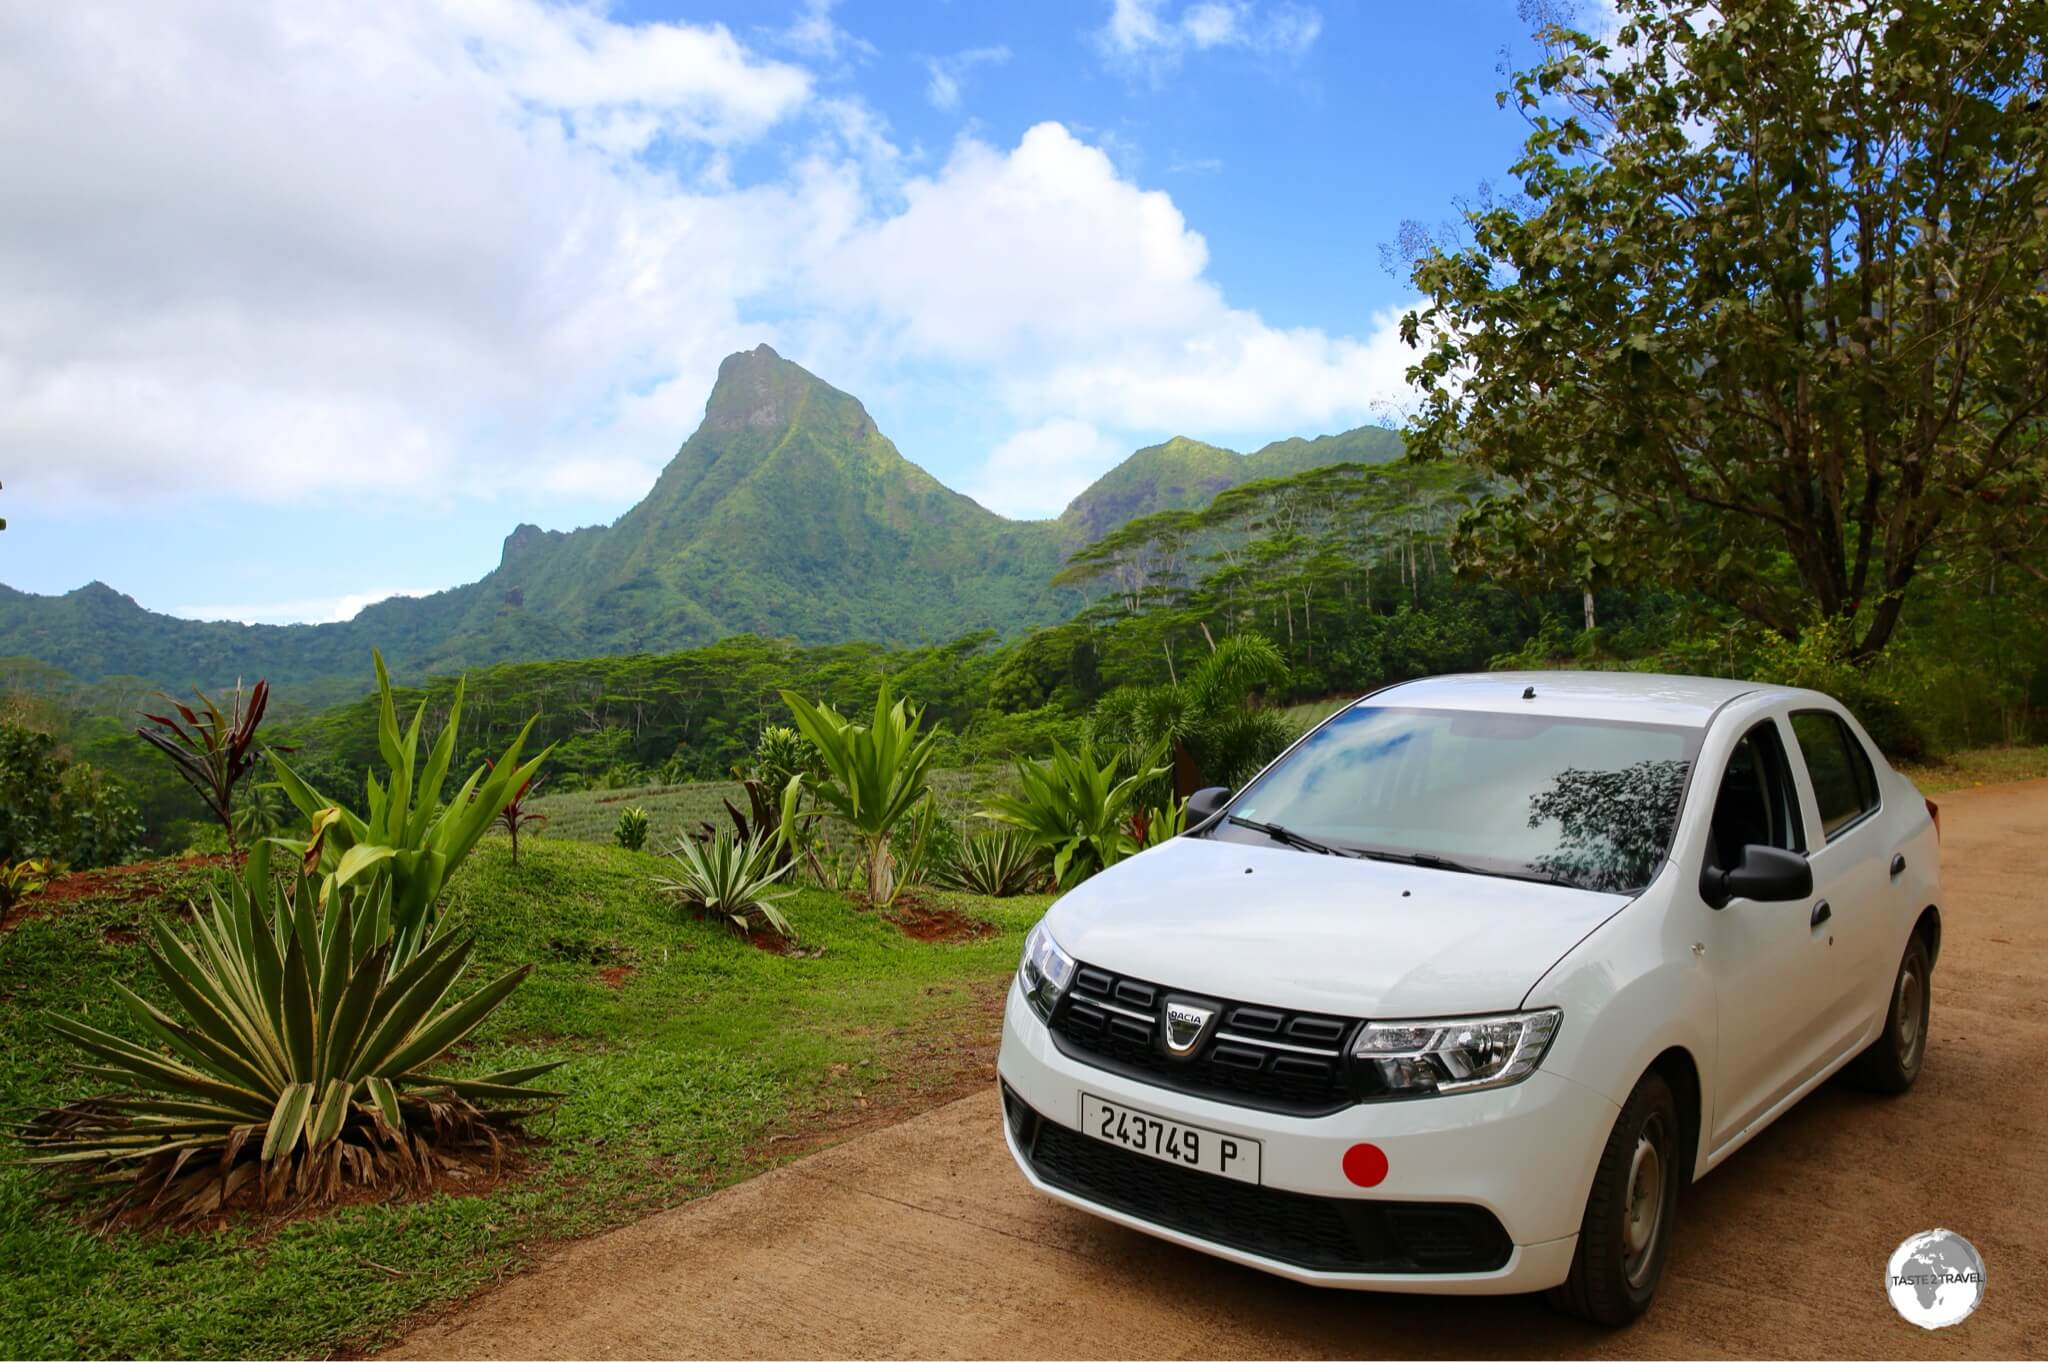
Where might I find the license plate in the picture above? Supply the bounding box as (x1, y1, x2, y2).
(1079, 1093, 1261, 1184)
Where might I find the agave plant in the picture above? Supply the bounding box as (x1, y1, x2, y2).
(939, 828, 1044, 898)
(614, 806, 650, 852)
(16, 844, 561, 1224)
(136, 679, 272, 851)
(983, 740, 1169, 890)
(657, 827, 796, 939)
(779, 686, 941, 906)
(485, 760, 546, 864)
(271, 651, 549, 962)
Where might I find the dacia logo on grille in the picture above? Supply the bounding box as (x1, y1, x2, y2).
(1163, 998, 1216, 1057)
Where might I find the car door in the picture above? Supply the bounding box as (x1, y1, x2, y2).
(1702, 712, 1837, 1151)
(1785, 708, 1888, 1050)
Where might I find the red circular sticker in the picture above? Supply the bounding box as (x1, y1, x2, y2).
(1342, 1142, 1389, 1187)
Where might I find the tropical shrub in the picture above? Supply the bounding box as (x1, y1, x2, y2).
(486, 760, 546, 863)
(1090, 634, 1293, 796)
(657, 828, 796, 938)
(779, 686, 941, 905)
(939, 829, 1043, 898)
(271, 651, 549, 962)
(18, 844, 562, 1224)
(136, 679, 271, 851)
(1129, 797, 1186, 850)
(53, 761, 144, 870)
(0, 723, 142, 870)
(614, 806, 650, 852)
(1, 857, 52, 912)
(887, 794, 951, 894)
(751, 723, 820, 794)
(984, 741, 1169, 890)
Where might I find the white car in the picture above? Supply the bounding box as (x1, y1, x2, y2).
(996, 671, 1941, 1325)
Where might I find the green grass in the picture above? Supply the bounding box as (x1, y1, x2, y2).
(0, 842, 1048, 1358)
(1899, 744, 2048, 794)
(528, 765, 1021, 848)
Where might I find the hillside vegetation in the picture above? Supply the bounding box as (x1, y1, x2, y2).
(0, 841, 1048, 1358)
(0, 346, 1402, 699)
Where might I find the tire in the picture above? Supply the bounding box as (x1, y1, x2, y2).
(1550, 1070, 1681, 1328)
(1846, 933, 1932, 1093)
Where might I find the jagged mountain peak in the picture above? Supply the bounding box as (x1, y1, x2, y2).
(701, 343, 873, 441)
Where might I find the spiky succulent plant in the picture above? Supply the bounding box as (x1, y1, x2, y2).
(17, 844, 561, 1224)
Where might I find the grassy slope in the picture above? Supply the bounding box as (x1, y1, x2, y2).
(526, 766, 1020, 847)
(0, 841, 1048, 1358)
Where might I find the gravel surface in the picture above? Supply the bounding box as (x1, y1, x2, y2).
(387, 780, 2048, 1360)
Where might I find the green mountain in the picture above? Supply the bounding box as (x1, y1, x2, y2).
(1058, 426, 1402, 541)
(0, 346, 1400, 696)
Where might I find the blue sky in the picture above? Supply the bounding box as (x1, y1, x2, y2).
(0, 0, 1551, 625)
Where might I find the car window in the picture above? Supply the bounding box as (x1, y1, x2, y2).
(1212, 705, 1703, 894)
(1790, 710, 1881, 839)
(1707, 721, 1805, 869)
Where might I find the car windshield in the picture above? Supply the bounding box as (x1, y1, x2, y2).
(1212, 705, 1703, 894)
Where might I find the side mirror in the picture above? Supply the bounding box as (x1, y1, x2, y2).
(1185, 786, 1232, 828)
(1700, 844, 1812, 909)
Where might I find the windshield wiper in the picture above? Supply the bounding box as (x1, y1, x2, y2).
(1356, 847, 1478, 873)
(1358, 847, 1580, 888)
(1226, 815, 1358, 858)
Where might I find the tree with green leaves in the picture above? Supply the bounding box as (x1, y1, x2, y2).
(1399, 0, 2048, 660)
(778, 685, 941, 905)
(1090, 633, 1295, 796)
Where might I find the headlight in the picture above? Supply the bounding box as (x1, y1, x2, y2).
(1018, 921, 1076, 1021)
(1349, 1008, 1561, 1098)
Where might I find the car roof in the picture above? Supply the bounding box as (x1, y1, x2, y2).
(1362, 670, 1775, 728)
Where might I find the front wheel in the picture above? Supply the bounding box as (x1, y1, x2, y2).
(1846, 934, 1932, 1093)
(1550, 1070, 1680, 1327)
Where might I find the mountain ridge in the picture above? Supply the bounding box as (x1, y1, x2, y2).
(0, 345, 1400, 696)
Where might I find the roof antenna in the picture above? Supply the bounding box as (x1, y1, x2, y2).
(1522, 685, 1537, 700)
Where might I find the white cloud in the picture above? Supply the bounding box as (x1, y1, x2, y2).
(776, 0, 876, 65)
(172, 588, 434, 626)
(1098, 0, 1322, 75)
(806, 123, 1414, 434)
(962, 418, 1128, 520)
(922, 45, 1012, 112)
(0, 4, 1409, 571)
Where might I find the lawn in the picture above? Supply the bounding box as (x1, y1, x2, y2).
(0, 839, 1047, 1359)
(527, 765, 1023, 848)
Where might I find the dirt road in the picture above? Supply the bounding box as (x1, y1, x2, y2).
(389, 781, 2048, 1359)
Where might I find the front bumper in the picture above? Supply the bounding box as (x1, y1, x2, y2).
(996, 976, 1616, 1295)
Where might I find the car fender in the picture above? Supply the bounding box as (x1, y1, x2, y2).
(1522, 872, 1718, 1180)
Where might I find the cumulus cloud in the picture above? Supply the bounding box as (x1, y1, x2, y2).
(962, 418, 1129, 520)
(1097, 0, 1322, 75)
(922, 45, 1012, 112)
(0, 1, 1407, 542)
(173, 588, 434, 626)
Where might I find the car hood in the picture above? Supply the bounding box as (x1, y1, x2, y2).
(1042, 835, 1632, 1018)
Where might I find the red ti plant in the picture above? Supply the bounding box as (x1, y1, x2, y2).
(136, 679, 271, 852)
(485, 758, 547, 864)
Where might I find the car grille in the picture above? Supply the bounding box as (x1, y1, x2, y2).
(1009, 1092, 1512, 1275)
(1049, 962, 1359, 1115)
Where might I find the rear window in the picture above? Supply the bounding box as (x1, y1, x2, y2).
(1790, 710, 1880, 839)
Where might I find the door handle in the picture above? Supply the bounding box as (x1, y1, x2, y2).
(1890, 853, 1907, 878)
(1811, 900, 1832, 929)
